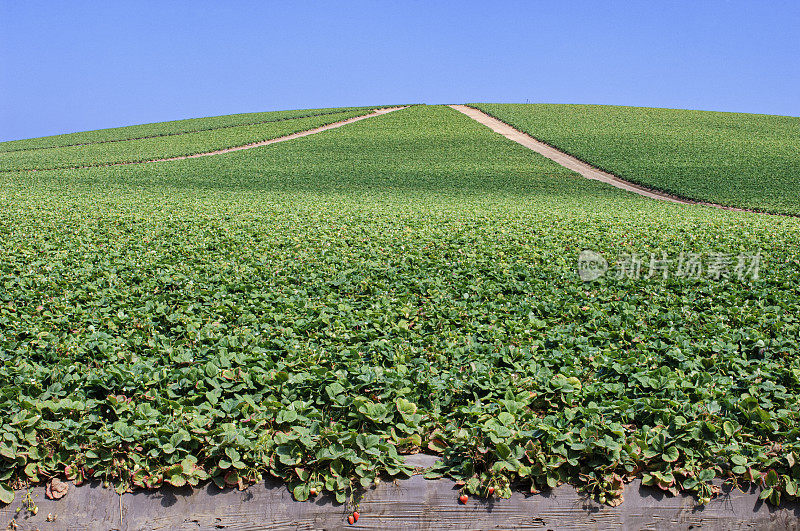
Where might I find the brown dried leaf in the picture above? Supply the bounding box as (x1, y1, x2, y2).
(45, 478, 69, 500)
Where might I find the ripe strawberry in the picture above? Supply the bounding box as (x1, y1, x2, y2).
(353, 511, 359, 522)
(459, 494, 468, 504)
(488, 487, 495, 496)
(348, 515, 355, 525)
(309, 487, 317, 496)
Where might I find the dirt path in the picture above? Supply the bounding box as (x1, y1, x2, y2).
(449, 104, 756, 213)
(19, 107, 406, 172)
(159, 107, 405, 162)
(0, 108, 383, 153)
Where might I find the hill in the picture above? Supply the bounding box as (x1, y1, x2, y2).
(471, 103, 800, 215)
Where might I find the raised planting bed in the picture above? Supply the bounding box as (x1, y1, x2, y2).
(2, 455, 799, 530)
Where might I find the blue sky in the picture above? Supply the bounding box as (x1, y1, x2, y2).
(1, 1, 798, 142)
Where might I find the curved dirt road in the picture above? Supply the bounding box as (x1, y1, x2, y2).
(19, 107, 407, 172)
(450, 104, 758, 214)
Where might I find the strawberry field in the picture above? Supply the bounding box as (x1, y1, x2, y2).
(472, 103, 800, 215)
(0, 105, 380, 153)
(0, 109, 377, 171)
(0, 105, 799, 507)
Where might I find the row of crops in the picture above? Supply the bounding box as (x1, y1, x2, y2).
(0, 109, 378, 171)
(0, 105, 799, 507)
(0, 106, 385, 153)
(471, 103, 800, 215)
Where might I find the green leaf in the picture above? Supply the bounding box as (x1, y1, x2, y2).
(326, 383, 345, 399)
(497, 412, 515, 426)
(731, 454, 748, 466)
(330, 459, 344, 477)
(167, 474, 186, 487)
(496, 443, 511, 460)
(395, 397, 417, 416)
(225, 448, 240, 461)
(722, 421, 735, 437)
(0, 483, 14, 505)
(277, 409, 297, 424)
(24, 462, 39, 481)
(423, 470, 444, 480)
(662, 446, 679, 463)
(0, 445, 15, 459)
(765, 469, 779, 487)
(295, 468, 310, 482)
(293, 483, 309, 501)
(698, 469, 715, 482)
(276, 446, 297, 466)
(181, 456, 197, 474)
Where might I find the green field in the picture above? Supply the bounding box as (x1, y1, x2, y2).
(0, 106, 380, 153)
(1, 105, 799, 506)
(472, 103, 800, 215)
(0, 109, 376, 171)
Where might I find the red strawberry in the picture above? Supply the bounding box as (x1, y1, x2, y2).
(348, 515, 355, 525)
(309, 487, 317, 496)
(488, 487, 495, 496)
(353, 511, 360, 522)
(459, 494, 468, 504)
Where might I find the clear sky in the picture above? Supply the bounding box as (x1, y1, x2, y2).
(2, 1, 798, 142)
